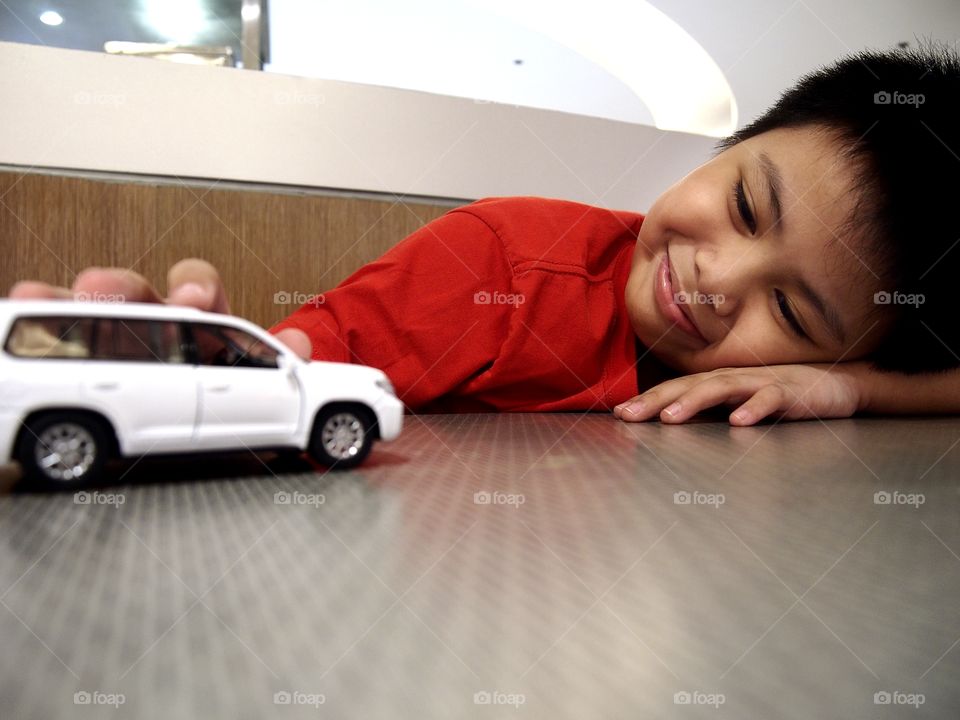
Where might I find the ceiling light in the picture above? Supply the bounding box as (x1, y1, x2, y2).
(39, 10, 63, 26)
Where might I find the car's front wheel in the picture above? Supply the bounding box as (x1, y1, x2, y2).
(17, 412, 111, 489)
(308, 405, 375, 468)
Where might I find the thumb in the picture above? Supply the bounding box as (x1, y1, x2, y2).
(275, 328, 312, 360)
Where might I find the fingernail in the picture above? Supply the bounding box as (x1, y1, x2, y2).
(624, 399, 646, 415)
(663, 402, 681, 416)
(731, 409, 749, 422)
(176, 282, 207, 298)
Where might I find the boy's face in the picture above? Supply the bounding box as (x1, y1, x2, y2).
(625, 126, 889, 374)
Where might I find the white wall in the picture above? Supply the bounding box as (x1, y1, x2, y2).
(0, 41, 716, 211)
(651, 0, 960, 128)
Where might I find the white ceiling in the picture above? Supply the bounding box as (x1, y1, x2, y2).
(266, 0, 958, 135)
(266, 0, 738, 136)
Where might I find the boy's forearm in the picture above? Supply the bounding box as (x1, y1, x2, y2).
(846, 361, 960, 415)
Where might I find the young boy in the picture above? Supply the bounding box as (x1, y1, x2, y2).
(10, 44, 960, 426)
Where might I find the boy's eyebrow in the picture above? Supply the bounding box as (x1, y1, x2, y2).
(796, 277, 846, 345)
(759, 151, 784, 233)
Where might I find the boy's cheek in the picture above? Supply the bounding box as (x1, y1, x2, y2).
(634, 221, 668, 261)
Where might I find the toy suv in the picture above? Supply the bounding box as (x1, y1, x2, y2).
(0, 300, 403, 488)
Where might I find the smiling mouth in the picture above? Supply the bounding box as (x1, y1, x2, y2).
(675, 292, 702, 335)
(654, 250, 707, 342)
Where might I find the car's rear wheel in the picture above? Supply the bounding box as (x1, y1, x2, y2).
(17, 412, 110, 489)
(308, 405, 374, 468)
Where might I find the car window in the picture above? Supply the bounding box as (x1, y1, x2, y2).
(4, 316, 94, 359)
(189, 323, 279, 369)
(92, 319, 185, 363)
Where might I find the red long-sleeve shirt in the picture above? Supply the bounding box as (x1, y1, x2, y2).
(268, 196, 669, 412)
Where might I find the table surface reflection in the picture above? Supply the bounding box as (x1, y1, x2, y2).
(0, 413, 958, 719)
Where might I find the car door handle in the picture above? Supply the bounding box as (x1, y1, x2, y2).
(92, 382, 119, 391)
(207, 384, 231, 392)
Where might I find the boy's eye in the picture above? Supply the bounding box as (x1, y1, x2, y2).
(775, 289, 808, 339)
(733, 178, 757, 235)
(729, 176, 809, 342)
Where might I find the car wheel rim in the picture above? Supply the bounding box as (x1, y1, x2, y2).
(321, 413, 365, 460)
(35, 423, 97, 481)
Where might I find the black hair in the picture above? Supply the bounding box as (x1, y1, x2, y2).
(715, 41, 960, 374)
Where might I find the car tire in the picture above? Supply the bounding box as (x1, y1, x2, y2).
(17, 412, 111, 489)
(308, 405, 375, 469)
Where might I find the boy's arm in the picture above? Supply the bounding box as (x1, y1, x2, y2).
(848, 362, 960, 415)
(269, 209, 514, 409)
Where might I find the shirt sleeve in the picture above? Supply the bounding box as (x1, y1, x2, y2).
(268, 209, 515, 409)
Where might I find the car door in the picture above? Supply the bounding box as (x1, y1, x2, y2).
(81, 317, 198, 455)
(187, 322, 301, 450)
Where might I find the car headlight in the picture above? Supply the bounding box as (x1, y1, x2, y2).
(375, 377, 395, 395)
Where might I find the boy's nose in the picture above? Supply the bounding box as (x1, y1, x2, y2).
(694, 243, 766, 317)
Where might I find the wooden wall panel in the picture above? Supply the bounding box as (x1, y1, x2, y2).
(2, 173, 79, 290)
(151, 184, 245, 314)
(74, 177, 156, 271)
(0, 170, 457, 328)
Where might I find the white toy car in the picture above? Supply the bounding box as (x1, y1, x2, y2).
(0, 299, 403, 488)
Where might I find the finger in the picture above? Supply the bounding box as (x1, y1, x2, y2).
(166, 259, 230, 314)
(729, 384, 788, 426)
(8, 280, 74, 299)
(615, 394, 667, 422)
(614, 378, 696, 421)
(658, 377, 757, 424)
(72, 268, 164, 303)
(274, 328, 312, 360)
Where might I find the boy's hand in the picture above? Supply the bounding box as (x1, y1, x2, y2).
(614, 364, 862, 426)
(8, 259, 312, 359)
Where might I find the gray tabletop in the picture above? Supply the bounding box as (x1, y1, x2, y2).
(1, 413, 958, 719)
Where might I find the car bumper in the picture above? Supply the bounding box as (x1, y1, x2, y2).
(374, 394, 403, 441)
